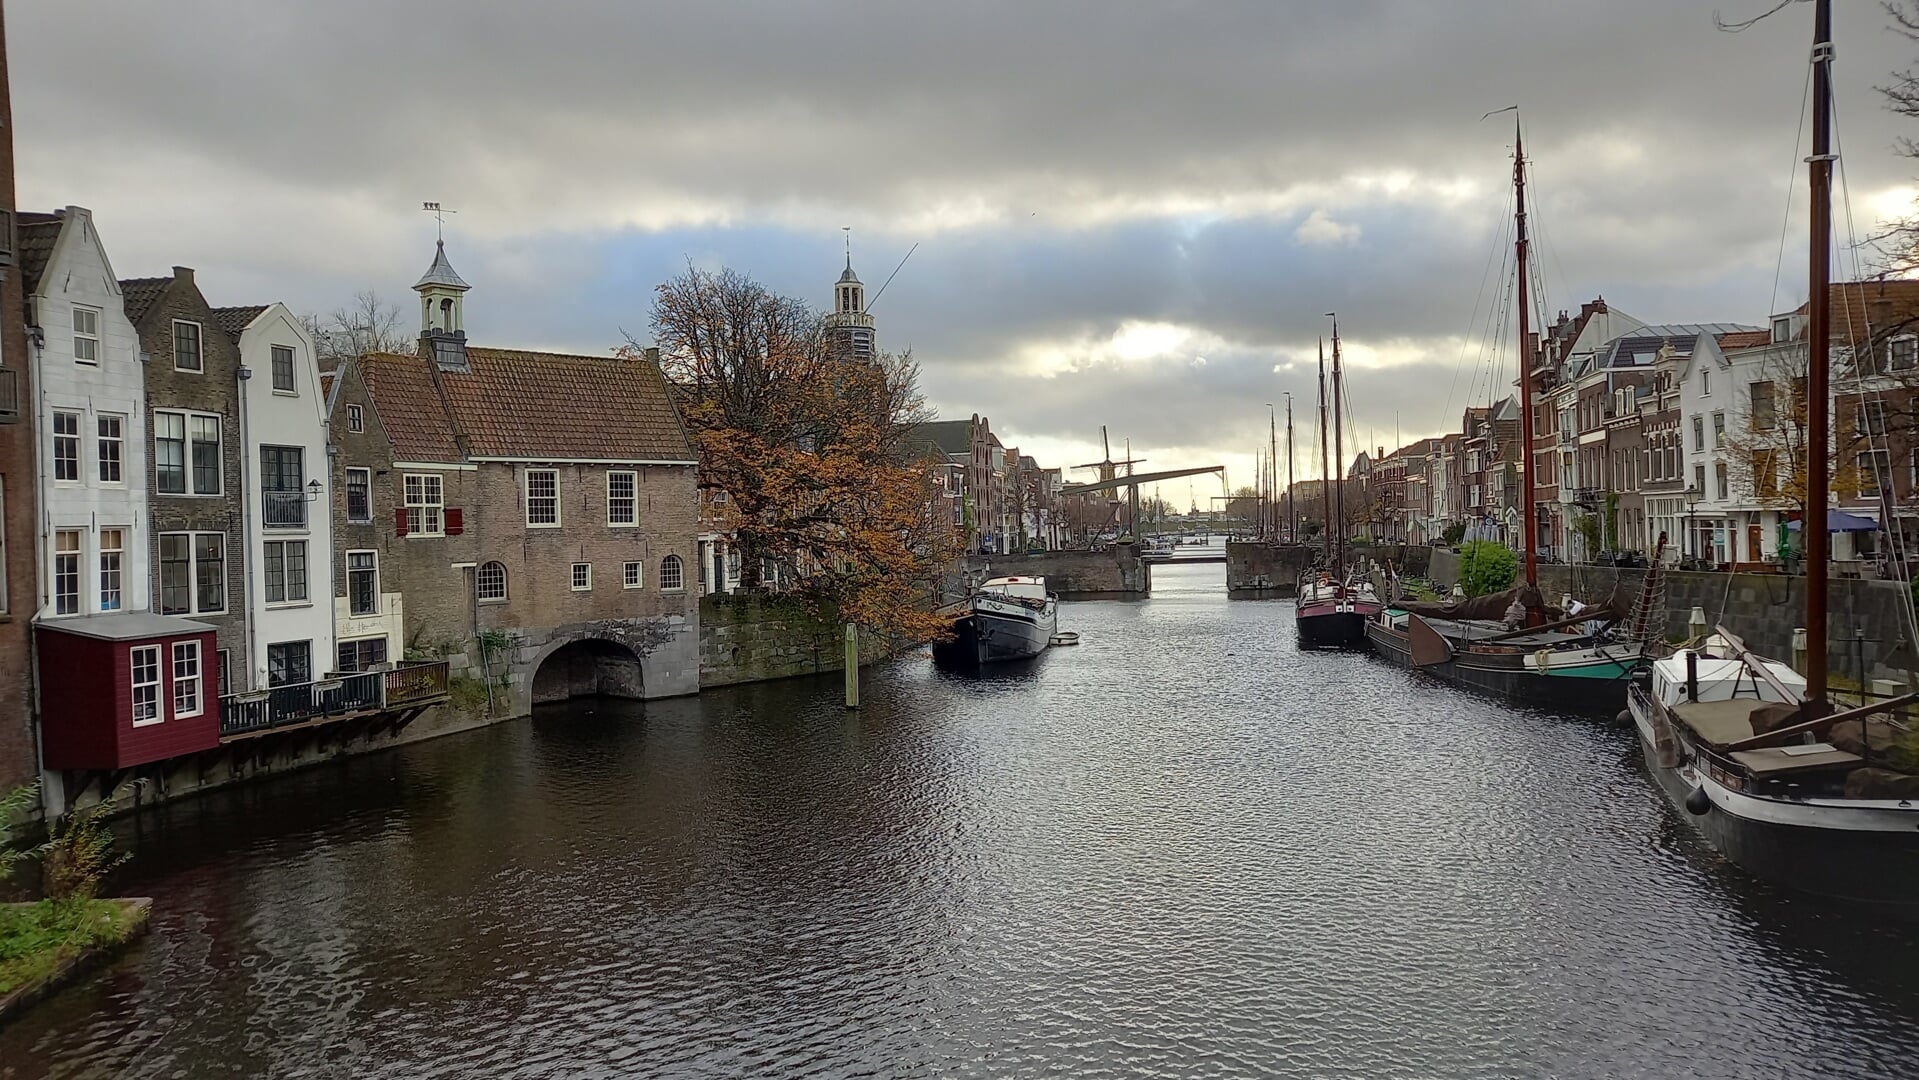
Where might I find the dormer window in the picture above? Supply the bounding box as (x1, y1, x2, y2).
(1773, 316, 1793, 343)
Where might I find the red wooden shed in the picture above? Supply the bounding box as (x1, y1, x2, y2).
(37, 612, 220, 771)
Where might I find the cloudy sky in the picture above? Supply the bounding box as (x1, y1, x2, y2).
(15, 1, 1919, 505)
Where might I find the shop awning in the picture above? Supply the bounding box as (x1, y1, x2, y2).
(1785, 510, 1880, 533)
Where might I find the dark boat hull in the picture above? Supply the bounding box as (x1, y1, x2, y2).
(1296, 607, 1371, 649)
(1365, 619, 1631, 713)
(932, 605, 1055, 667)
(1628, 693, 1919, 915)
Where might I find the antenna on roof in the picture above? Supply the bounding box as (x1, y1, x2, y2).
(423, 201, 457, 243)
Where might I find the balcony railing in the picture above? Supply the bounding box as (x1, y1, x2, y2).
(0, 367, 17, 424)
(263, 489, 307, 528)
(219, 660, 450, 738)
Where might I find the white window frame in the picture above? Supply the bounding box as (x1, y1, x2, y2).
(571, 562, 593, 591)
(72, 304, 100, 364)
(607, 470, 637, 527)
(172, 641, 202, 719)
(158, 531, 227, 616)
(271, 344, 297, 393)
(96, 413, 124, 484)
(53, 528, 82, 615)
(403, 473, 445, 536)
(1711, 412, 1726, 448)
(131, 645, 162, 726)
(345, 467, 372, 523)
(1701, 368, 1712, 396)
(52, 409, 81, 482)
(99, 527, 124, 612)
(346, 404, 364, 433)
(526, 468, 560, 527)
(660, 554, 685, 592)
(476, 561, 508, 603)
(262, 539, 310, 605)
(172, 319, 204, 372)
(347, 550, 379, 616)
(1891, 335, 1918, 372)
(623, 560, 643, 589)
(153, 409, 223, 496)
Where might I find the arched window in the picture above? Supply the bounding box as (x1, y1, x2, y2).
(659, 554, 684, 591)
(476, 561, 507, 602)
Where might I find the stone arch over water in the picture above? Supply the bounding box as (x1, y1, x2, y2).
(528, 636, 647, 704)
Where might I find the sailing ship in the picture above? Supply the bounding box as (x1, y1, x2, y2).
(933, 575, 1059, 666)
(1296, 321, 1382, 648)
(1364, 116, 1651, 704)
(1625, 0, 1919, 912)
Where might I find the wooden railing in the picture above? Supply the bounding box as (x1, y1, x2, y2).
(219, 661, 450, 738)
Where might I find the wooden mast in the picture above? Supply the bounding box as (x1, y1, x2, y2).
(1805, 0, 1833, 713)
(1286, 395, 1296, 543)
(1515, 119, 1539, 589)
(1318, 338, 1332, 565)
(1330, 316, 1346, 570)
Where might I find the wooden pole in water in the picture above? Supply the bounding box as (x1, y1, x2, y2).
(844, 623, 859, 709)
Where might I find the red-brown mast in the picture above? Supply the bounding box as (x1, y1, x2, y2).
(1515, 120, 1539, 588)
(1805, 0, 1833, 712)
(1318, 338, 1332, 565)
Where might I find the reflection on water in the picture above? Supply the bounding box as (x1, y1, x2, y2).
(5, 562, 1919, 1079)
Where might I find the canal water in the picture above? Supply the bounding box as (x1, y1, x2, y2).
(5, 563, 1919, 1078)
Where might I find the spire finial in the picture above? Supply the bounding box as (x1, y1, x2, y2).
(423, 201, 457, 243)
(843, 226, 852, 270)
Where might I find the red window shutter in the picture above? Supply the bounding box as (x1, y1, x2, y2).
(445, 508, 464, 535)
(395, 507, 410, 537)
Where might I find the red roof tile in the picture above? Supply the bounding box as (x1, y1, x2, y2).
(358, 346, 693, 464)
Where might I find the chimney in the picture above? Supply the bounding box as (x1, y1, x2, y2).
(172, 266, 194, 284)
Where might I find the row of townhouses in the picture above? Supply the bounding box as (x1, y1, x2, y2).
(1360, 284, 1919, 573)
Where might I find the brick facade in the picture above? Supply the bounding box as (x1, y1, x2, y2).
(127, 267, 250, 688)
(0, 7, 34, 790)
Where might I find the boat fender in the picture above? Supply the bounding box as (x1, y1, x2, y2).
(1685, 786, 1712, 816)
(1614, 709, 1633, 728)
(1533, 648, 1552, 673)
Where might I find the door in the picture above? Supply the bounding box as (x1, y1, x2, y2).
(1747, 524, 1763, 563)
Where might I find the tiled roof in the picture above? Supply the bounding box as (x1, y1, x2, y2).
(358, 346, 694, 464)
(117, 277, 173, 325)
(18, 211, 62, 297)
(209, 305, 267, 339)
(1827, 279, 1919, 350)
(1715, 330, 1771, 351)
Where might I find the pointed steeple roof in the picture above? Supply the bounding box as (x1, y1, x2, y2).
(839, 252, 861, 284)
(414, 240, 470, 291)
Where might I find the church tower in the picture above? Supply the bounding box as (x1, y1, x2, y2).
(824, 251, 876, 363)
(414, 239, 471, 370)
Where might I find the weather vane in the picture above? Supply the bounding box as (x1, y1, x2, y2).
(423, 201, 457, 243)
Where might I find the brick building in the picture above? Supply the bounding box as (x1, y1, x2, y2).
(119, 267, 250, 689)
(330, 241, 700, 710)
(0, 8, 33, 790)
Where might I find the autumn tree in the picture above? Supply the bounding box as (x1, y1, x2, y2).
(642, 265, 958, 640)
(1722, 347, 1866, 537)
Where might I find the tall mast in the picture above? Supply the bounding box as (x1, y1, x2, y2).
(1805, 0, 1833, 712)
(1286, 394, 1296, 543)
(1269, 405, 1279, 542)
(1330, 316, 1347, 569)
(1318, 338, 1332, 563)
(1515, 119, 1540, 589)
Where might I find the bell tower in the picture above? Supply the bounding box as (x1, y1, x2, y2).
(414, 239, 471, 371)
(823, 242, 876, 363)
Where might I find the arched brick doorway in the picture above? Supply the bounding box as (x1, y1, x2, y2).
(530, 638, 646, 704)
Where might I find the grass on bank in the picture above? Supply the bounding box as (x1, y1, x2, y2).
(0, 897, 141, 996)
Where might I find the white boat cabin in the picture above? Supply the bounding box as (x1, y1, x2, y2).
(980, 576, 1049, 602)
(1649, 634, 1804, 709)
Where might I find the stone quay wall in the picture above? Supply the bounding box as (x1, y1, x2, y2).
(1227, 543, 1430, 597)
(963, 545, 1147, 598)
(699, 594, 892, 688)
(1424, 547, 1919, 684)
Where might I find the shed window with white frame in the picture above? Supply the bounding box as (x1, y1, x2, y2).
(403, 474, 444, 535)
(131, 645, 161, 726)
(623, 561, 643, 589)
(172, 641, 202, 718)
(571, 562, 592, 591)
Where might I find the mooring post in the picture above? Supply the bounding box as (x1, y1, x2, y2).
(844, 623, 860, 709)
